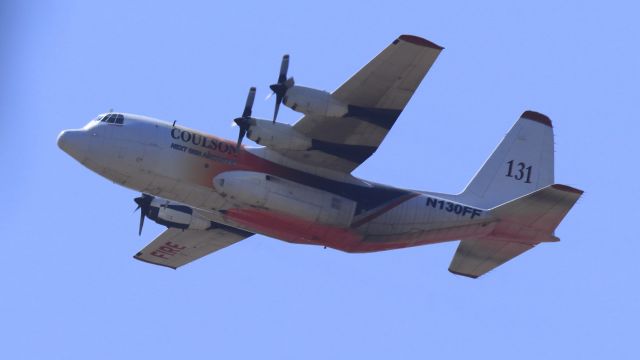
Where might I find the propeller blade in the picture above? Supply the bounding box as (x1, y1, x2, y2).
(277, 54, 289, 83)
(236, 127, 247, 151)
(242, 87, 256, 118)
(234, 87, 256, 152)
(133, 194, 153, 236)
(273, 93, 283, 123)
(138, 209, 145, 236)
(269, 55, 293, 124)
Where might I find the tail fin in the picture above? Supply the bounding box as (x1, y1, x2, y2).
(449, 184, 583, 278)
(460, 111, 555, 208)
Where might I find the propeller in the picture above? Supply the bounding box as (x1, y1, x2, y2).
(233, 87, 256, 151)
(268, 54, 294, 123)
(134, 193, 154, 236)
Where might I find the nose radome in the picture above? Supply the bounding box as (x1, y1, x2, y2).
(57, 130, 68, 150)
(57, 130, 89, 161)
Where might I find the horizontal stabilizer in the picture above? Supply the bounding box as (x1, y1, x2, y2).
(449, 238, 533, 278)
(491, 184, 583, 234)
(449, 184, 583, 278)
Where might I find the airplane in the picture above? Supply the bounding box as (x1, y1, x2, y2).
(57, 35, 582, 278)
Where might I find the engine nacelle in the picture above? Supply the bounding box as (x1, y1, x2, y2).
(146, 198, 212, 230)
(213, 171, 356, 227)
(247, 119, 311, 150)
(284, 85, 348, 118)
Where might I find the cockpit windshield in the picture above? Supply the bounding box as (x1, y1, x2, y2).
(97, 113, 125, 125)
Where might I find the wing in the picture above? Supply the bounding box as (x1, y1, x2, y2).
(134, 224, 253, 269)
(281, 35, 443, 173)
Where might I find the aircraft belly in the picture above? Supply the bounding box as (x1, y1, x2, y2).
(221, 207, 363, 250)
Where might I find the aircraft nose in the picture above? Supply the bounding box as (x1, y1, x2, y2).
(57, 130, 89, 160)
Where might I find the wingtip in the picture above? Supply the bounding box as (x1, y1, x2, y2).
(398, 35, 444, 50)
(448, 268, 479, 279)
(522, 110, 552, 127)
(551, 184, 584, 195)
(133, 254, 178, 270)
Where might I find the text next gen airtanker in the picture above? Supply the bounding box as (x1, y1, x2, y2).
(58, 35, 582, 278)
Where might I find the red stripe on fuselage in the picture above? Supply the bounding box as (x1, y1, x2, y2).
(223, 208, 364, 251)
(222, 207, 456, 253)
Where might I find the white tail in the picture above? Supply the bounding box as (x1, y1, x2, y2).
(444, 111, 584, 278)
(460, 111, 555, 208)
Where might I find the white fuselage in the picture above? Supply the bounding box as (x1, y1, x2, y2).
(58, 113, 494, 252)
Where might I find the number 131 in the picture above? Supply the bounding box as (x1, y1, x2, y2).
(506, 160, 532, 183)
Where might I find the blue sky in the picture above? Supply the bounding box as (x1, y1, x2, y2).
(2, 1, 639, 359)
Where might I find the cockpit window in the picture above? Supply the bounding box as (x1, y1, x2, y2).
(100, 113, 124, 125)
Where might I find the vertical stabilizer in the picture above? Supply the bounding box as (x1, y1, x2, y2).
(460, 111, 554, 208)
